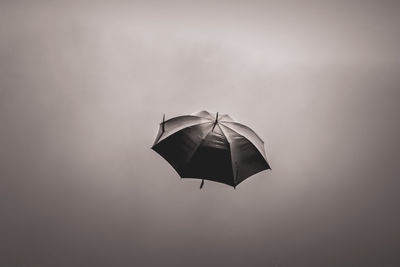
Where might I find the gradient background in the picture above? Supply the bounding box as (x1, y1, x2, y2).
(1, 1, 400, 266)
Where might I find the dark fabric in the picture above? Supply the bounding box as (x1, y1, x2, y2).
(182, 134, 234, 186)
(219, 125, 270, 186)
(152, 123, 213, 176)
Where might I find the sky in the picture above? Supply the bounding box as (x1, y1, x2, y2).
(1, 1, 400, 266)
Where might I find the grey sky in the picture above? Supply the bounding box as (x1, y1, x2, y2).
(1, 1, 400, 266)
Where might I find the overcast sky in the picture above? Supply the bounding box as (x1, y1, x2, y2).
(1, 1, 400, 266)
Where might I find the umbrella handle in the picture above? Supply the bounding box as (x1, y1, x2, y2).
(200, 179, 204, 189)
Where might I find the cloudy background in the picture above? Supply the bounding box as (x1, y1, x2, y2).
(1, 1, 400, 266)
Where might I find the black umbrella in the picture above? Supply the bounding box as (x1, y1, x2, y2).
(151, 111, 270, 188)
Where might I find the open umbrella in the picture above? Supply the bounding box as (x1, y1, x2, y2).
(151, 110, 270, 188)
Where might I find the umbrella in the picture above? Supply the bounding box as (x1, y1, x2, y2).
(151, 110, 271, 188)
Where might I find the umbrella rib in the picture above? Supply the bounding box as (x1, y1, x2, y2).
(155, 121, 213, 145)
(182, 126, 214, 172)
(219, 122, 269, 163)
(191, 110, 215, 121)
(219, 123, 271, 183)
(163, 115, 213, 124)
(217, 124, 236, 187)
(220, 121, 264, 143)
(189, 115, 214, 121)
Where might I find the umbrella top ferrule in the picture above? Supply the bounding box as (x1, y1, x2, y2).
(162, 113, 165, 132)
(212, 112, 219, 132)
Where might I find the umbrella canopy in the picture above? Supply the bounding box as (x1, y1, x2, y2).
(151, 111, 271, 188)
